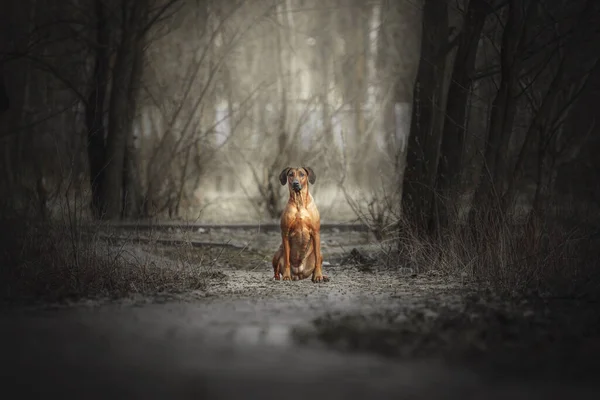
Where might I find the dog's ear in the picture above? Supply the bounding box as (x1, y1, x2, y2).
(303, 167, 316, 184)
(279, 167, 291, 185)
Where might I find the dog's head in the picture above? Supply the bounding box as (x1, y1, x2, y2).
(279, 167, 316, 193)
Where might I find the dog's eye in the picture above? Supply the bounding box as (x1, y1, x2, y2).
(299, 172, 304, 177)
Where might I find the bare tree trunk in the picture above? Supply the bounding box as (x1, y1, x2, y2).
(401, 0, 448, 233)
(173, 145, 192, 218)
(14, 0, 37, 185)
(319, 10, 333, 151)
(489, 2, 537, 196)
(122, 123, 144, 219)
(85, 0, 110, 218)
(501, 1, 598, 211)
(436, 0, 490, 227)
(531, 131, 557, 218)
(0, 68, 8, 115)
(0, 0, 36, 195)
(103, 1, 148, 220)
(471, 0, 537, 218)
(353, 0, 367, 141)
(121, 2, 148, 220)
(264, 1, 290, 219)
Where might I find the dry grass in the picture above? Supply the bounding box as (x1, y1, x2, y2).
(340, 184, 401, 241)
(350, 198, 600, 298)
(0, 215, 224, 306)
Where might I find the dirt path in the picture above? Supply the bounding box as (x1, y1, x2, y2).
(2, 228, 599, 399)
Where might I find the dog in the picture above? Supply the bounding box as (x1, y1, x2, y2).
(272, 167, 329, 283)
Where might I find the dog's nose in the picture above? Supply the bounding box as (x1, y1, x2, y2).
(292, 180, 301, 189)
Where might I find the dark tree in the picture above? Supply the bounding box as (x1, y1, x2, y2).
(0, 69, 8, 114)
(435, 0, 492, 228)
(401, 0, 449, 234)
(85, 0, 111, 219)
(401, 0, 600, 240)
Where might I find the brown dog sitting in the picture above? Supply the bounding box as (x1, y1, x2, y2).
(272, 167, 329, 283)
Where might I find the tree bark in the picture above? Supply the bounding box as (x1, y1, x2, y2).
(85, 0, 110, 218)
(319, 9, 333, 152)
(401, 0, 448, 233)
(352, 0, 367, 142)
(102, 1, 148, 220)
(264, 2, 290, 220)
(0, 69, 8, 115)
(121, 2, 148, 220)
(0, 0, 36, 193)
(435, 0, 490, 227)
(471, 0, 537, 217)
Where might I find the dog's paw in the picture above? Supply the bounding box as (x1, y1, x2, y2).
(282, 274, 292, 281)
(312, 274, 329, 283)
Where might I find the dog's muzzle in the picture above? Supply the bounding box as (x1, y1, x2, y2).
(292, 181, 302, 192)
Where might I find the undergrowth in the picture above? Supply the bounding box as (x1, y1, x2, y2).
(351, 195, 600, 298)
(0, 212, 221, 306)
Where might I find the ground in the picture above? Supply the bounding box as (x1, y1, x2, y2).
(2, 226, 600, 399)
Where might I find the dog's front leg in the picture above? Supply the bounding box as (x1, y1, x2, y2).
(281, 230, 292, 281)
(311, 230, 327, 283)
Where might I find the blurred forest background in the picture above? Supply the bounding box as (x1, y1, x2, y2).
(1, 0, 599, 230)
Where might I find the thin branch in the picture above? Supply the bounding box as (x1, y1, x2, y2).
(142, 0, 183, 35)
